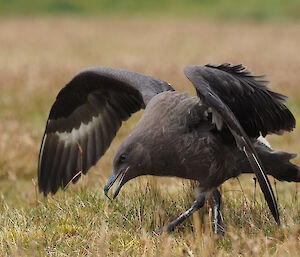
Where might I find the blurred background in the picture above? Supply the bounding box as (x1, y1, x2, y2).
(0, 0, 299, 19)
(0, 0, 300, 255)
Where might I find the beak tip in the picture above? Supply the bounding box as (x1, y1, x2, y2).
(104, 169, 126, 200)
(105, 194, 111, 200)
(104, 187, 111, 200)
(112, 187, 121, 199)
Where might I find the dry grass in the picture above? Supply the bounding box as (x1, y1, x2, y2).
(0, 17, 300, 256)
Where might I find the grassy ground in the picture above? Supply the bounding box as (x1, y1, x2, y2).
(0, 17, 300, 256)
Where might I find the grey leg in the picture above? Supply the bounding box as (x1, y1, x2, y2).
(166, 193, 205, 232)
(211, 189, 224, 235)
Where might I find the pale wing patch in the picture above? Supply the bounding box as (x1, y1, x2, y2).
(56, 114, 102, 145)
(258, 136, 271, 148)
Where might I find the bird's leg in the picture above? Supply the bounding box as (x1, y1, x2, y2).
(211, 189, 224, 235)
(165, 193, 205, 232)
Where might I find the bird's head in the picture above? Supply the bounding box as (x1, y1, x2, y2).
(104, 138, 151, 199)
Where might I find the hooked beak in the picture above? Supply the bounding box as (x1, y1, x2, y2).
(104, 168, 128, 200)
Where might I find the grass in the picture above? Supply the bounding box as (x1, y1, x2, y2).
(0, 17, 300, 256)
(0, 0, 299, 21)
(2, 181, 300, 256)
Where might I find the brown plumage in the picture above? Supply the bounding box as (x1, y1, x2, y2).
(38, 64, 298, 233)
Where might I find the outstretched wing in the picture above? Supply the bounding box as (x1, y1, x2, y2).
(185, 64, 295, 138)
(38, 67, 174, 195)
(184, 63, 284, 224)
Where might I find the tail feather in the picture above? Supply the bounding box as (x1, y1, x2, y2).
(266, 152, 300, 182)
(239, 141, 300, 182)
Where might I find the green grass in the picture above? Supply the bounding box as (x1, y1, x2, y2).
(1, 179, 300, 256)
(0, 0, 299, 21)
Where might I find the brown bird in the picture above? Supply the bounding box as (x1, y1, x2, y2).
(38, 64, 298, 233)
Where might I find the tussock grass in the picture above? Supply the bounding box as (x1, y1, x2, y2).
(0, 17, 300, 256)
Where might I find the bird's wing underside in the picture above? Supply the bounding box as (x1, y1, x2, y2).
(184, 63, 284, 224)
(38, 67, 174, 195)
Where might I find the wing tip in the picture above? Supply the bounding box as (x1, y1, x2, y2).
(38, 182, 49, 197)
(38, 177, 63, 197)
(275, 211, 280, 225)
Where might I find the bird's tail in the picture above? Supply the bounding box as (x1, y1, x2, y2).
(239, 141, 300, 182)
(262, 150, 300, 182)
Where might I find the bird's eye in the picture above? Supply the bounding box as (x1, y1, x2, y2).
(119, 153, 127, 163)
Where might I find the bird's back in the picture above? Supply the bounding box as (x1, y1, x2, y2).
(141, 91, 202, 132)
(130, 91, 237, 185)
